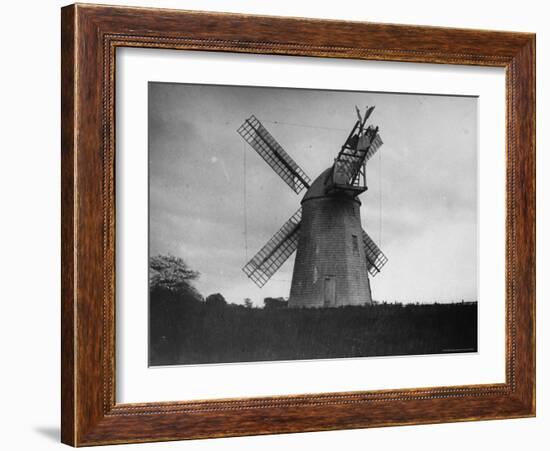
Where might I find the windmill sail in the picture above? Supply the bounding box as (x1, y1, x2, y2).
(361, 228, 388, 276)
(363, 132, 383, 163)
(334, 125, 383, 186)
(243, 208, 302, 288)
(237, 115, 311, 194)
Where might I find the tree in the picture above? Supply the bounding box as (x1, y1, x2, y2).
(205, 293, 227, 308)
(244, 298, 253, 308)
(149, 254, 200, 298)
(148, 255, 202, 364)
(264, 297, 288, 309)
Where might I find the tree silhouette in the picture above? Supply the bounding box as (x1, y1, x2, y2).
(205, 293, 227, 308)
(149, 254, 200, 298)
(264, 297, 288, 309)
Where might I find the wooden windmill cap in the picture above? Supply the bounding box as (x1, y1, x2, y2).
(301, 167, 361, 205)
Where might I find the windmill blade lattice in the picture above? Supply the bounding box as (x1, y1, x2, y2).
(334, 126, 383, 186)
(363, 133, 383, 163)
(361, 228, 388, 276)
(243, 208, 302, 288)
(237, 115, 311, 194)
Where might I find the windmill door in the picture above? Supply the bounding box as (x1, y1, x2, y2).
(324, 276, 336, 307)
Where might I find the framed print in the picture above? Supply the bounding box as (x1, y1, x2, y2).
(61, 3, 536, 446)
(145, 82, 479, 367)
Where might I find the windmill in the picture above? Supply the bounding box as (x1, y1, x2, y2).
(237, 107, 388, 308)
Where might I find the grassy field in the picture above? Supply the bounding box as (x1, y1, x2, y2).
(149, 291, 477, 366)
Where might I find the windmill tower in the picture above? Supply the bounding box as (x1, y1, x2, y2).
(237, 107, 387, 308)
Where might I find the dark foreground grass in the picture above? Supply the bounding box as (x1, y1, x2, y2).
(149, 292, 477, 366)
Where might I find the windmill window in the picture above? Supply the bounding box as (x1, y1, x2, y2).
(352, 234, 359, 255)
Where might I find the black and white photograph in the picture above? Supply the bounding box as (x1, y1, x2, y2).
(2, 0, 543, 449)
(148, 82, 478, 366)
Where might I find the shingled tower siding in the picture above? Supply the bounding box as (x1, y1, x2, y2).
(288, 195, 373, 308)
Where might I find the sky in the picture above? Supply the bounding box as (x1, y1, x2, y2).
(148, 82, 478, 306)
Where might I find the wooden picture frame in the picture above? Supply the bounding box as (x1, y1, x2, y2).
(61, 3, 535, 446)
